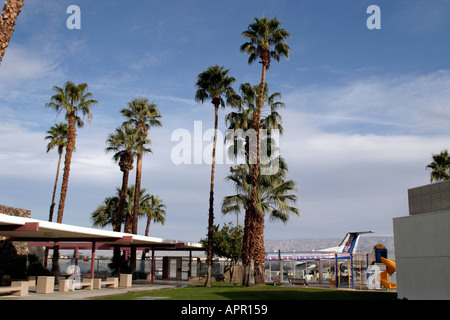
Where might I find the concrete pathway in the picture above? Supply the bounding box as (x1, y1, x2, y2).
(0, 280, 195, 300)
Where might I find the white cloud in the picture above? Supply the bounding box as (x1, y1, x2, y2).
(0, 46, 61, 84)
(283, 70, 450, 135)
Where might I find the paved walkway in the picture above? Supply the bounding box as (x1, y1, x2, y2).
(0, 280, 195, 300)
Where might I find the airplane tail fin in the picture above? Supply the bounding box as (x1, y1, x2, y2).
(318, 231, 373, 253)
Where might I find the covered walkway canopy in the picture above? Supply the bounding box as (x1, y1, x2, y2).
(0, 213, 202, 279)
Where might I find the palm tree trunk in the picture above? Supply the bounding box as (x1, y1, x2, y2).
(46, 149, 63, 268)
(49, 149, 63, 223)
(130, 154, 143, 275)
(52, 112, 76, 275)
(0, 0, 24, 64)
(124, 209, 132, 233)
(205, 103, 219, 288)
(56, 112, 76, 224)
(241, 205, 251, 286)
(243, 209, 266, 285)
(244, 62, 267, 287)
(250, 61, 266, 205)
(111, 169, 130, 276)
(132, 154, 142, 235)
(145, 216, 151, 236)
(253, 211, 266, 285)
(116, 169, 130, 233)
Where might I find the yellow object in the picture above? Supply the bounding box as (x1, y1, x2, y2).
(374, 243, 386, 250)
(379, 257, 397, 289)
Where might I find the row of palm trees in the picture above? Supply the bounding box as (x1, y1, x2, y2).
(44, 81, 163, 274)
(43, 17, 296, 284)
(91, 185, 166, 275)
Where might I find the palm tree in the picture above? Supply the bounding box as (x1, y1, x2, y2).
(106, 125, 147, 233)
(45, 122, 69, 223)
(142, 195, 167, 237)
(106, 124, 146, 276)
(195, 65, 240, 287)
(91, 186, 164, 276)
(240, 17, 290, 286)
(140, 195, 166, 262)
(226, 82, 285, 286)
(0, 0, 24, 64)
(43, 123, 68, 268)
(222, 159, 299, 285)
(46, 81, 98, 224)
(120, 98, 162, 235)
(46, 81, 98, 275)
(91, 196, 120, 228)
(121, 97, 162, 274)
(91, 186, 162, 232)
(426, 150, 450, 182)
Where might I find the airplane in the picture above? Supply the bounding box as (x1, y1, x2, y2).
(264, 231, 375, 285)
(264, 231, 374, 262)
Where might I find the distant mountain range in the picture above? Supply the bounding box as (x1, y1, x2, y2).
(265, 236, 396, 257)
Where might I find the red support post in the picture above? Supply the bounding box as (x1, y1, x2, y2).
(90, 242, 96, 279)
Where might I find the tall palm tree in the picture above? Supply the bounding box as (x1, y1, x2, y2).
(45, 122, 69, 223)
(195, 65, 240, 287)
(0, 0, 24, 64)
(240, 17, 290, 286)
(426, 150, 450, 182)
(106, 124, 147, 276)
(121, 97, 161, 274)
(46, 81, 98, 224)
(46, 81, 97, 275)
(43, 122, 69, 267)
(121, 98, 162, 235)
(225, 83, 286, 285)
(106, 124, 147, 233)
(222, 159, 299, 285)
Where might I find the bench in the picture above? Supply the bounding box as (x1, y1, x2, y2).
(69, 279, 94, 290)
(93, 278, 118, 290)
(27, 277, 36, 291)
(0, 281, 29, 296)
(288, 277, 308, 287)
(36, 276, 54, 294)
(215, 275, 225, 282)
(271, 276, 280, 286)
(59, 279, 76, 292)
(119, 274, 132, 288)
(79, 279, 93, 290)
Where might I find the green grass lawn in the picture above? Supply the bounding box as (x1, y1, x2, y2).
(96, 282, 397, 300)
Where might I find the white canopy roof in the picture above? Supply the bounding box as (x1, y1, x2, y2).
(0, 213, 202, 250)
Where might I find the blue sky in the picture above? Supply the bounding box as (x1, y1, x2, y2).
(1, 0, 450, 243)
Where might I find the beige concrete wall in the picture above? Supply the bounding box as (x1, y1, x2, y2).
(393, 210, 450, 300)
